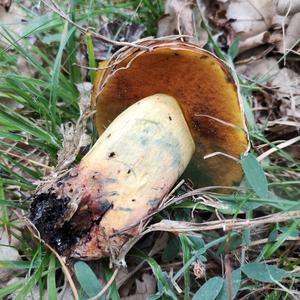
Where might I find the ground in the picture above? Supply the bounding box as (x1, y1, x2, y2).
(0, 0, 299, 299)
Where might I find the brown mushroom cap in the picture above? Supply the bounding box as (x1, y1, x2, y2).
(92, 40, 249, 187)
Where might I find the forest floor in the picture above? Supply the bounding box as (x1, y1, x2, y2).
(0, 0, 300, 299)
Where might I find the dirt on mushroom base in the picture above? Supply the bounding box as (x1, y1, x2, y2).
(29, 167, 111, 256)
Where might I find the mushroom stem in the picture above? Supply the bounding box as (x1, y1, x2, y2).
(30, 94, 195, 258)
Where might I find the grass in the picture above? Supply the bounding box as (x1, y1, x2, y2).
(0, 0, 300, 299)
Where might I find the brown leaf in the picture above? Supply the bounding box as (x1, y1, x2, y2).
(226, 0, 275, 40)
(121, 273, 156, 300)
(236, 58, 280, 79)
(0, 229, 20, 283)
(92, 22, 145, 61)
(239, 31, 270, 53)
(158, 0, 194, 36)
(279, 12, 300, 52)
(237, 58, 300, 128)
(272, 68, 300, 120)
(275, 0, 300, 15)
(192, 261, 206, 279)
(157, 0, 208, 46)
(0, 4, 25, 47)
(0, 0, 11, 11)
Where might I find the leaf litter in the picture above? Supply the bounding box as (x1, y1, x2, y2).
(0, 0, 300, 299)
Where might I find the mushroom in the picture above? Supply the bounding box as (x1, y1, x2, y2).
(30, 40, 248, 260)
(93, 40, 248, 188)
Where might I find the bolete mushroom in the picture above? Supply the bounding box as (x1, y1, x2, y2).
(93, 40, 248, 187)
(30, 39, 248, 260)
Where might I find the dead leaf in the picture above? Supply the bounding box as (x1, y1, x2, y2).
(149, 232, 169, 254)
(279, 12, 300, 52)
(121, 273, 156, 300)
(226, 0, 275, 40)
(0, 229, 20, 283)
(16, 56, 37, 77)
(272, 68, 300, 120)
(92, 22, 145, 61)
(275, 0, 300, 15)
(0, 4, 25, 47)
(224, 0, 300, 54)
(192, 260, 206, 279)
(136, 274, 156, 294)
(76, 82, 92, 117)
(0, 0, 11, 11)
(158, 0, 194, 36)
(157, 0, 208, 47)
(237, 57, 300, 129)
(239, 31, 270, 53)
(236, 58, 280, 80)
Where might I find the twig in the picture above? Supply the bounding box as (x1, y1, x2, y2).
(134, 210, 300, 236)
(114, 210, 300, 265)
(42, 0, 148, 50)
(247, 236, 300, 248)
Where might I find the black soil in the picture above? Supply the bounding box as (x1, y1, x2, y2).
(29, 192, 80, 255)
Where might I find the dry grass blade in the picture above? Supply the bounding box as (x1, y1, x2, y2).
(141, 211, 300, 233)
(1, 150, 52, 170)
(109, 186, 244, 239)
(114, 210, 300, 265)
(257, 136, 300, 161)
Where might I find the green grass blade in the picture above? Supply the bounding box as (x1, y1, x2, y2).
(47, 254, 58, 300)
(74, 261, 104, 299)
(264, 222, 299, 259)
(0, 279, 25, 298)
(67, 0, 80, 84)
(14, 253, 50, 300)
(86, 31, 97, 83)
(0, 260, 38, 269)
(49, 25, 76, 131)
(179, 234, 191, 300)
(0, 103, 60, 147)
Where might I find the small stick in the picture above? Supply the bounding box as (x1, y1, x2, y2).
(42, 0, 148, 50)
